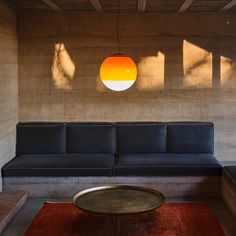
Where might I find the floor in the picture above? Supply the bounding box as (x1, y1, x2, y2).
(1, 198, 236, 236)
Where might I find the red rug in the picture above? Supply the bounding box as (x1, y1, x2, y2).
(24, 202, 225, 236)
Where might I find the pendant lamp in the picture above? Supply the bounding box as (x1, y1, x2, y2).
(99, 0, 137, 91)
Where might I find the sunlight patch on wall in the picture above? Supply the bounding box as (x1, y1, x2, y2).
(220, 56, 236, 88)
(136, 52, 165, 91)
(51, 43, 75, 90)
(183, 40, 212, 88)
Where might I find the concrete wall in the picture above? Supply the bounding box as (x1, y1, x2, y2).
(18, 12, 236, 161)
(0, 3, 18, 190)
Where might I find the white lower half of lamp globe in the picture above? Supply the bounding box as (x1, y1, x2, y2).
(102, 80, 135, 91)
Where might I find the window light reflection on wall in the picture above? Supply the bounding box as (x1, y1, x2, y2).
(51, 43, 75, 90)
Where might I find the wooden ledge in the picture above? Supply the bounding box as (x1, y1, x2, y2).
(0, 192, 28, 234)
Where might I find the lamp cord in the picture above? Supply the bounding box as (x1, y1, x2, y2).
(117, 0, 120, 54)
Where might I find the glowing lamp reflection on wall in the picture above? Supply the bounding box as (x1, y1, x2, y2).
(100, 54, 137, 91)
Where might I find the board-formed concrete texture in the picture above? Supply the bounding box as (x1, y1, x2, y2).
(3, 176, 221, 198)
(18, 12, 236, 162)
(0, 3, 18, 191)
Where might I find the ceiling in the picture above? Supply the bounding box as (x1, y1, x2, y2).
(2, 0, 236, 13)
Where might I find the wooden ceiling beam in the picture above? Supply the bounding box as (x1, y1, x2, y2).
(220, 0, 236, 11)
(41, 0, 62, 12)
(178, 0, 194, 12)
(138, 0, 146, 12)
(89, 0, 103, 12)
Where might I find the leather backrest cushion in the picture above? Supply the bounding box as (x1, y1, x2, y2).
(66, 123, 115, 154)
(167, 122, 214, 154)
(117, 122, 167, 154)
(16, 123, 65, 154)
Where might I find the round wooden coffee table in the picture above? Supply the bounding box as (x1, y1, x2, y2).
(73, 185, 164, 235)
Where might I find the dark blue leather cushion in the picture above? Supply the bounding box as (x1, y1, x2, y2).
(2, 154, 115, 177)
(66, 123, 115, 154)
(167, 122, 214, 154)
(16, 123, 65, 154)
(223, 166, 236, 193)
(117, 122, 166, 154)
(115, 154, 221, 176)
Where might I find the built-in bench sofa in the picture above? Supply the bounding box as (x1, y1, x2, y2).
(2, 122, 223, 198)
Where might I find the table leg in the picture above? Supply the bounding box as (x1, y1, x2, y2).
(115, 216, 120, 236)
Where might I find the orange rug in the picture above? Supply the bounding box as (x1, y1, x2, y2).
(24, 202, 225, 236)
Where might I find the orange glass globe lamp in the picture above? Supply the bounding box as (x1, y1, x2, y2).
(100, 53, 137, 91)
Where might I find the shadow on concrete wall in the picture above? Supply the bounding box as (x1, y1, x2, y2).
(182, 37, 236, 89)
(94, 37, 236, 92)
(49, 37, 236, 93)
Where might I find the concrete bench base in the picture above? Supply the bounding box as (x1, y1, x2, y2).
(3, 176, 221, 198)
